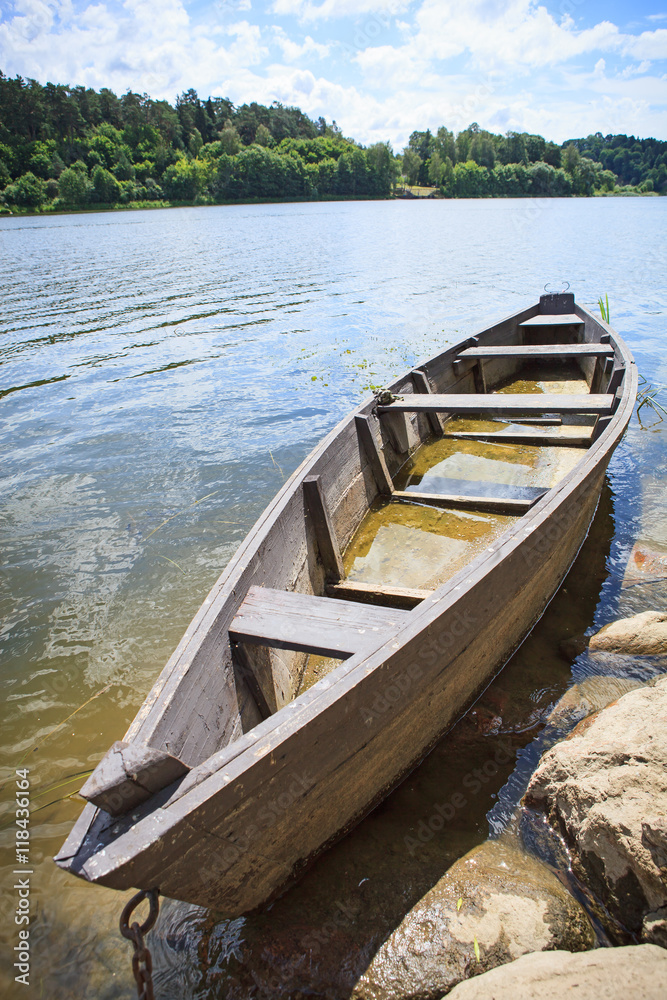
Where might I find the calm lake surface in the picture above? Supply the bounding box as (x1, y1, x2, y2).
(1, 198, 666, 998)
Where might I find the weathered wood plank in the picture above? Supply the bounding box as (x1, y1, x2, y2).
(441, 429, 592, 447)
(412, 368, 445, 435)
(303, 475, 344, 583)
(378, 394, 614, 415)
(355, 414, 394, 495)
(80, 741, 190, 817)
(232, 643, 274, 720)
(390, 490, 534, 514)
(458, 344, 613, 359)
(402, 476, 547, 501)
(229, 586, 408, 658)
(519, 314, 583, 326)
(326, 580, 429, 609)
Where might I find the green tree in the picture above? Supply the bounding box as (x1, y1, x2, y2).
(597, 169, 616, 192)
(469, 132, 495, 169)
(255, 124, 273, 147)
(162, 155, 211, 200)
(543, 142, 561, 168)
(188, 128, 203, 157)
(427, 151, 444, 187)
(366, 142, 395, 195)
(3, 171, 45, 207)
(572, 156, 598, 195)
(58, 162, 90, 204)
(562, 143, 581, 174)
(434, 127, 457, 164)
(402, 149, 422, 185)
(499, 131, 527, 165)
(454, 160, 489, 197)
(91, 164, 121, 202)
(113, 149, 135, 180)
(525, 134, 546, 162)
(219, 121, 241, 155)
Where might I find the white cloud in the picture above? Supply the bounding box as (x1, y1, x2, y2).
(620, 60, 652, 79)
(272, 26, 330, 61)
(622, 28, 667, 61)
(0, 0, 665, 148)
(271, 0, 406, 20)
(380, 0, 623, 72)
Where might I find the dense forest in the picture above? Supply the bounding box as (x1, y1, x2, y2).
(0, 72, 665, 212)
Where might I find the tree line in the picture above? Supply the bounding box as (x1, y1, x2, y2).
(0, 72, 664, 212)
(402, 124, 666, 197)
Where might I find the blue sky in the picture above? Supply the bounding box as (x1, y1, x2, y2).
(1, 1, 666, 148)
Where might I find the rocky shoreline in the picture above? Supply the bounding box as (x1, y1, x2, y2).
(358, 610, 667, 997)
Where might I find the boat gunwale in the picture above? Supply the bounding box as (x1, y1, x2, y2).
(56, 302, 637, 881)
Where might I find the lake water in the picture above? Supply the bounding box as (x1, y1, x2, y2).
(1, 198, 666, 998)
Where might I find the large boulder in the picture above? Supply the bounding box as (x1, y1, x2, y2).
(525, 675, 667, 942)
(445, 944, 667, 999)
(351, 838, 595, 1000)
(588, 610, 667, 655)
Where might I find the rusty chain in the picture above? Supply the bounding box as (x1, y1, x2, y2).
(119, 888, 160, 1000)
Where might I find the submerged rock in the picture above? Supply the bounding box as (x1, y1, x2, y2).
(623, 541, 667, 589)
(546, 675, 643, 728)
(588, 610, 667, 655)
(525, 675, 667, 941)
(350, 838, 595, 1000)
(445, 944, 667, 999)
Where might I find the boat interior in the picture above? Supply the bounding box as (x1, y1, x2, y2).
(225, 305, 622, 722)
(78, 296, 629, 817)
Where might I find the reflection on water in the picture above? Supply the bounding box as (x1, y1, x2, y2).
(1, 198, 666, 997)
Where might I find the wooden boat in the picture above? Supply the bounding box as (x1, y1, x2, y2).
(56, 292, 637, 914)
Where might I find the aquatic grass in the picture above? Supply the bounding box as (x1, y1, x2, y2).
(636, 374, 667, 428)
(23, 790, 83, 818)
(269, 450, 284, 479)
(30, 770, 94, 800)
(143, 490, 220, 542)
(598, 293, 610, 324)
(14, 681, 113, 767)
(157, 554, 186, 573)
(0, 769, 94, 828)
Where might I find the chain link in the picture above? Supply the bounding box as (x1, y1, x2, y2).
(119, 889, 160, 1000)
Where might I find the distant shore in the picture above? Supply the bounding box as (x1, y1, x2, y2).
(0, 188, 660, 221)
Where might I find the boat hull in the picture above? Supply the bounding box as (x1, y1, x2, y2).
(56, 300, 636, 915)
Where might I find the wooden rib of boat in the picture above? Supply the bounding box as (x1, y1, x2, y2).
(55, 292, 637, 915)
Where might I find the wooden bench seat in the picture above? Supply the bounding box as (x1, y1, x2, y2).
(377, 393, 614, 416)
(519, 314, 584, 326)
(457, 344, 614, 359)
(391, 482, 544, 514)
(230, 586, 409, 658)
